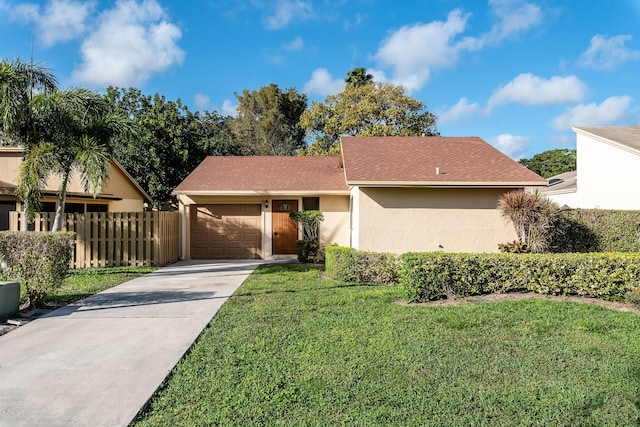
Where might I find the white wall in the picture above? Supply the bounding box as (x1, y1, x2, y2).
(566, 134, 640, 209)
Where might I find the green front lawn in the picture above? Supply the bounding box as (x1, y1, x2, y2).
(134, 264, 640, 426)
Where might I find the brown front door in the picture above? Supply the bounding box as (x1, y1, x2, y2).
(272, 200, 298, 254)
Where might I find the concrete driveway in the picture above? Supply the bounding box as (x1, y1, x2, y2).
(0, 260, 263, 427)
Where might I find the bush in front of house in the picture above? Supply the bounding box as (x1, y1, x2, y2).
(551, 209, 640, 253)
(0, 231, 75, 308)
(401, 252, 640, 303)
(325, 246, 400, 284)
(289, 210, 324, 263)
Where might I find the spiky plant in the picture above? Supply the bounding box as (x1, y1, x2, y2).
(498, 190, 561, 253)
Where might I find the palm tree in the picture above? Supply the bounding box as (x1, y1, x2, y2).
(0, 58, 57, 146)
(17, 88, 134, 231)
(345, 67, 373, 87)
(0, 58, 57, 229)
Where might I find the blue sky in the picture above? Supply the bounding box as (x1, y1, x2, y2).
(1, 0, 640, 159)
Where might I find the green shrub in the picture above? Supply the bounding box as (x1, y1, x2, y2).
(0, 231, 75, 308)
(325, 246, 400, 285)
(551, 209, 640, 252)
(401, 252, 640, 303)
(498, 240, 529, 253)
(296, 240, 319, 263)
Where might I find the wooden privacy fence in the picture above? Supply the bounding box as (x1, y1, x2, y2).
(9, 211, 179, 269)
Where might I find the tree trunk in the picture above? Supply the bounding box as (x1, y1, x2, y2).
(20, 200, 29, 232)
(51, 174, 69, 232)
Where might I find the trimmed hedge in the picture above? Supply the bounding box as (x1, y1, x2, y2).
(401, 252, 640, 303)
(325, 246, 400, 285)
(0, 231, 75, 307)
(552, 209, 640, 252)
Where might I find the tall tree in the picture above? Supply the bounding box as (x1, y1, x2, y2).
(105, 87, 239, 208)
(300, 82, 439, 155)
(17, 88, 133, 231)
(345, 67, 373, 87)
(519, 149, 576, 178)
(231, 84, 308, 155)
(0, 58, 57, 146)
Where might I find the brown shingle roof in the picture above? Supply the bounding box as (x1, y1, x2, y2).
(173, 156, 348, 194)
(340, 136, 546, 186)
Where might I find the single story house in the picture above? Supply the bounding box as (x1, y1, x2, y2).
(0, 147, 152, 230)
(543, 126, 640, 209)
(174, 136, 546, 260)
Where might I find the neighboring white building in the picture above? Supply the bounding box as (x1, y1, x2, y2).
(544, 126, 640, 209)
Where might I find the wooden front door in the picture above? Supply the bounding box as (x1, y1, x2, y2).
(272, 200, 298, 254)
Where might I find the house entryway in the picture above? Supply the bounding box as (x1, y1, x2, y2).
(272, 200, 298, 254)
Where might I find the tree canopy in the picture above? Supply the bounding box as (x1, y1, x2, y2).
(231, 84, 307, 155)
(345, 67, 373, 87)
(519, 148, 576, 178)
(300, 82, 439, 155)
(105, 87, 239, 209)
(0, 58, 57, 146)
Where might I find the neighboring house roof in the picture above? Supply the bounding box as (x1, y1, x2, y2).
(173, 156, 349, 195)
(0, 147, 152, 204)
(0, 180, 16, 196)
(543, 170, 577, 195)
(573, 126, 640, 156)
(340, 136, 547, 187)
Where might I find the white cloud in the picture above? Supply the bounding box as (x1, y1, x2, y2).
(373, 10, 469, 92)
(488, 73, 587, 107)
(194, 93, 210, 110)
(39, 0, 94, 46)
(72, 0, 184, 88)
(579, 34, 640, 69)
(489, 133, 530, 159)
(367, 68, 387, 83)
(552, 96, 634, 130)
(303, 68, 344, 97)
(221, 99, 237, 117)
(8, 3, 39, 22)
(5, 0, 94, 46)
(372, 1, 543, 92)
(482, 0, 542, 44)
(436, 97, 485, 125)
(264, 0, 312, 30)
(282, 36, 303, 51)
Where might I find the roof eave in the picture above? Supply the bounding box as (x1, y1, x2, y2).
(172, 190, 350, 196)
(346, 180, 548, 188)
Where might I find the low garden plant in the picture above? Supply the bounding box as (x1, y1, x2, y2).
(0, 231, 74, 308)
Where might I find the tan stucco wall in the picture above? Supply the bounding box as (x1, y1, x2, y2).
(177, 194, 350, 260)
(319, 195, 350, 247)
(355, 187, 517, 253)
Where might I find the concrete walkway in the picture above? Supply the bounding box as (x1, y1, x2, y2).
(0, 260, 263, 427)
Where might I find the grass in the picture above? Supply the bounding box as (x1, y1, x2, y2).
(22, 266, 157, 307)
(134, 264, 640, 426)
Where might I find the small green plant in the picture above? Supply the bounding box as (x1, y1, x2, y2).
(289, 210, 324, 262)
(325, 246, 400, 284)
(0, 231, 75, 308)
(498, 240, 529, 253)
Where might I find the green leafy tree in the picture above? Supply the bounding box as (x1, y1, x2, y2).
(17, 88, 133, 231)
(105, 87, 239, 208)
(345, 67, 373, 87)
(519, 148, 576, 178)
(231, 84, 308, 155)
(300, 82, 438, 156)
